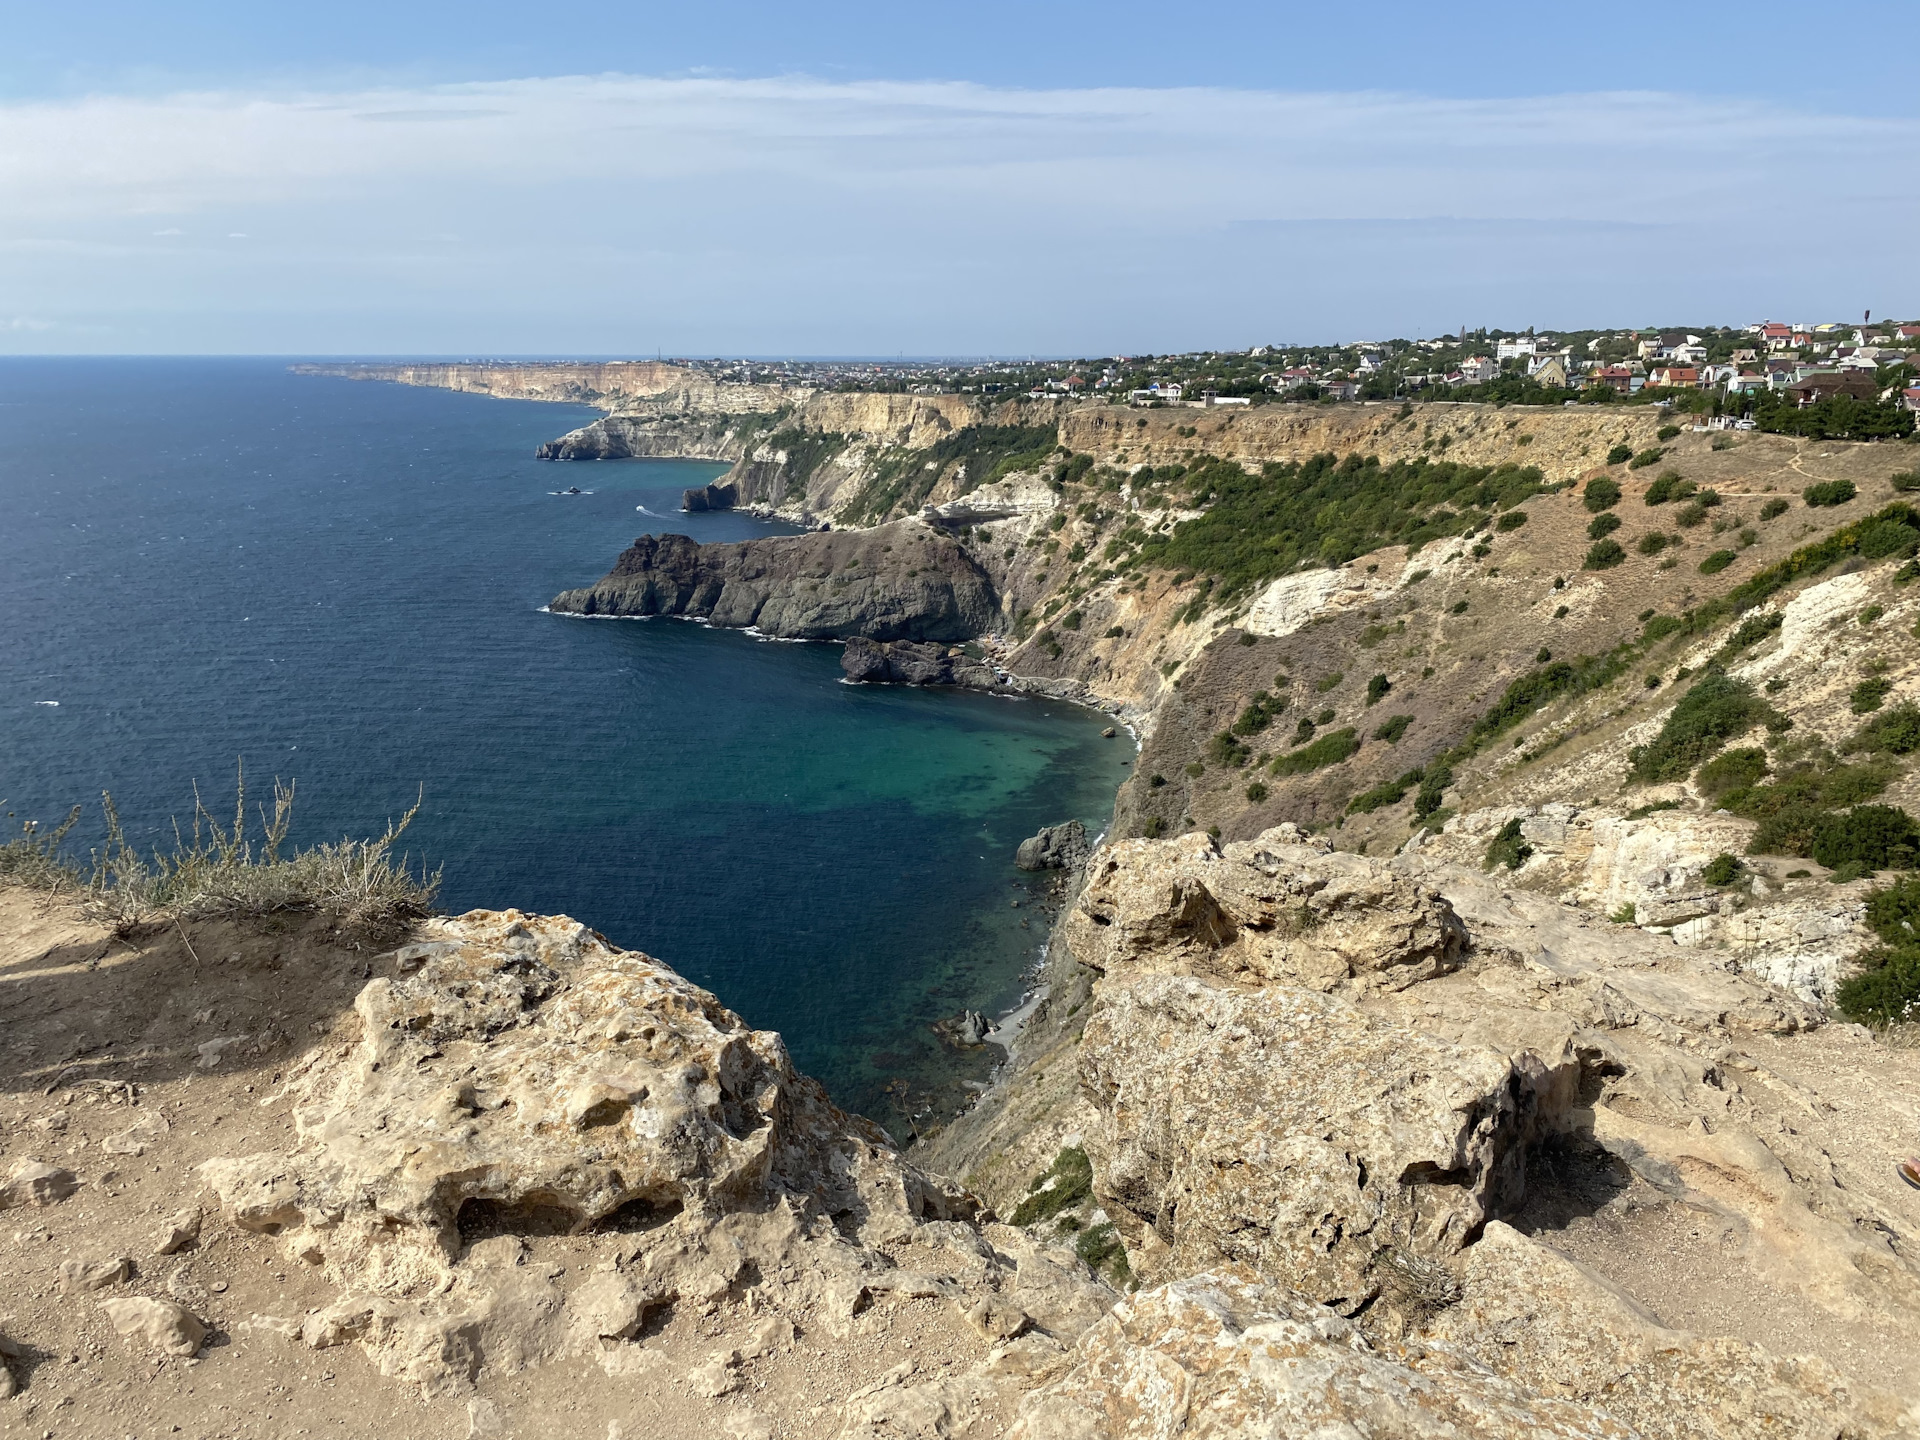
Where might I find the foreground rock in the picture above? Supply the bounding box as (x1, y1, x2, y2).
(549, 521, 996, 642)
(99, 1297, 206, 1358)
(1014, 821, 1089, 872)
(841, 636, 1002, 688)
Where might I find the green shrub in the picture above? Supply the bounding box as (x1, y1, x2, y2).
(1804, 479, 1857, 508)
(1628, 447, 1667, 470)
(1585, 538, 1626, 570)
(1348, 768, 1424, 815)
(1713, 609, 1782, 663)
(1810, 805, 1920, 872)
(1629, 673, 1784, 783)
(1635, 532, 1670, 556)
(1702, 852, 1742, 886)
(1413, 764, 1453, 820)
(1141, 816, 1166, 838)
(1584, 477, 1622, 512)
(1073, 1220, 1129, 1281)
(1207, 731, 1252, 768)
(1644, 470, 1694, 504)
(1496, 510, 1529, 532)
(1373, 713, 1413, 744)
(1588, 512, 1622, 540)
(1271, 727, 1359, 776)
(1127, 451, 1552, 599)
(1484, 818, 1533, 871)
(1892, 471, 1920, 493)
(1606, 444, 1634, 466)
(1699, 549, 1735, 575)
(1449, 598, 1469, 614)
(1676, 499, 1711, 528)
(1315, 671, 1345, 693)
(1753, 392, 1914, 442)
(1010, 1146, 1093, 1226)
(1847, 703, 1920, 756)
(1365, 673, 1391, 706)
(1245, 781, 1269, 803)
(1696, 746, 1768, 798)
(1836, 946, 1920, 1024)
(1759, 497, 1790, 521)
(1857, 519, 1919, 560)
(1852, 677, 1894, 714)
(1230, 690, 1288, 736)
(1185, 761, 1204, 778)
(1726, 504, 1920, 613)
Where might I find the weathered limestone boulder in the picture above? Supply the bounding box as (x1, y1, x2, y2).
(0, 1159, 80, 1208)
(1014, 820, 1089, 872)
(1007, 1273, 1637, 1440)
(1079, 972, 1550, 1307)
(841, 636, 1001, 688)
(202, 910, 974, 1298)
(98, 1296, 206, 1358)
(549, 520, 996, 642)
(1067, 829, 1467, 993)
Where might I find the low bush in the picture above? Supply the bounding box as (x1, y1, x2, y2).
(1245, 781, 1269, 803)
(1699, 549, 1735, 575)
(1644, 471, 1695, 504)
(1605, 444, 1634, 466)
(1893, 471, 1920, 493)
(1010, 1146, 1093, 1225)
(1810, 805, 1920, 872)
(1760, 497, 1791, 521)
(1588, 512, 1622, 540)
(1271, 727, 1359, 776)
(1696, 745, 1768, 798)
(1847, 703, 1920, 756)
(1835, 875, 1920, 1023)
(1629, 673, 1785, 783)
(1584, 477, 1622, 512)
(1372, 713, 1414, 744)
(1365, 673, 1391, 706)
(1636, 532, 1670, 556)
(1484, 818, 1533, 871)
(1628, 448, 1667, 470)
(1657, 424, 1682, 441)
(1803, 479, 1858, 508)
(1230, 689, 1288, 736)
(1315, 671, 1344, 692)
(1348, 768, 1424, 815)
(1852, 677, 1894, 714)
(1585, 538, 1627, 569)
(1702, 852, 1743, 886)
(1496, 510, 1529, 532)
(1413, 763, 1453, 820)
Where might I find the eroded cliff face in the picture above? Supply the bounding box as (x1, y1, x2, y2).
(299, 361, 802, 415)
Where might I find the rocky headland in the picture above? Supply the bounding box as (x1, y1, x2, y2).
(20, 363, 1915, 1435)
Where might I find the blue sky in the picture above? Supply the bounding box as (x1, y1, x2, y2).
(2, 2, 1915, 355)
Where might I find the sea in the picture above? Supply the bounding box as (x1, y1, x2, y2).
(0, 358, 1131, 1129)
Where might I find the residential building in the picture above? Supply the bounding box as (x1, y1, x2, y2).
(1495, 339, 1536, 361)
(1648, 366, 1700, 389)
(1459, 356, 1498, 384)
(1528, 356, 1569, 388)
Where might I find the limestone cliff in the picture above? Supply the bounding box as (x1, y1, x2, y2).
(548, 521, 997, 643)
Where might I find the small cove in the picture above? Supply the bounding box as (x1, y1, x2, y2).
(0, 358, 1132, 1128)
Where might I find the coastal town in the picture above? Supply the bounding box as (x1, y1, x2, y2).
(624, 318, 1920, 440)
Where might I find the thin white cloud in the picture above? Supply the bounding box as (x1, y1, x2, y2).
(0, 73, 1912, 351)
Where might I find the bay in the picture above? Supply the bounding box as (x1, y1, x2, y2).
(0, 358, 1130, 1127)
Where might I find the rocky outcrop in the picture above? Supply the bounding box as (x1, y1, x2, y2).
(549, 522, 997, 643)
(1010, 1273, 1640, 1440)
(682, 480, 738, 512)
(1014, 821, 1089, 872)
(840, 637, 1002, 688)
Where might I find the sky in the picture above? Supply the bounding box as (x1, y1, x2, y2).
(2, 2, 1915, 356)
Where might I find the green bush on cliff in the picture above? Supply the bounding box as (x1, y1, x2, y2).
(1270, 727, 1359, 777)
(845, 423, 1059, 523)
(1629, 672, 1786, 783)
(1125, 452, 1551, 600)
(1010, 1146, 1093, 1226)
(1484, 818, 1533, 871)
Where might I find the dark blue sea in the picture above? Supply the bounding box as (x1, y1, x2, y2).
(0, 359, 1129, 1128)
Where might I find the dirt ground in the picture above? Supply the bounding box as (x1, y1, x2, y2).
(0, 887, 1009, 1440)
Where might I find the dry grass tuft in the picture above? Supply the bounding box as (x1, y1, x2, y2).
(3, 765, 438, 946)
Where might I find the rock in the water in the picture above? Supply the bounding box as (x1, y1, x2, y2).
(682, 480, 738, 513)
(549, 521, 996, 642)
(98, 1296, 206, 1358)
(1008, 1273, 1636, 1439)
(841, 636, 1001, 688)
(0, 1159, 80, 1208)
(1013, 821, 1089, 872)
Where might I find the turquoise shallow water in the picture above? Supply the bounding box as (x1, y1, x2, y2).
(0, 359, 1131, 1127)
